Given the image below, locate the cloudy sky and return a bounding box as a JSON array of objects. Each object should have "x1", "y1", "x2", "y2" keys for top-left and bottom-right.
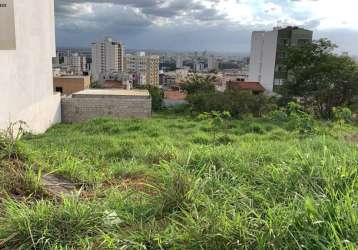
[{"x1": 55, "y1": 0, "x2": 358, "y2": 54}]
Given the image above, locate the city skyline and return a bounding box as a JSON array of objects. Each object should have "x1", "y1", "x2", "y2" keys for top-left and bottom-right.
[{"x1": 56, "y1": 0, "x2": 358, "y2": 55}]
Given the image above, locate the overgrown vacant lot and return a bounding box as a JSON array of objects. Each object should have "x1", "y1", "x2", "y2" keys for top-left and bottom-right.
[{"x1": 1, "y1": 115, "x2": 358, "y2": 249}]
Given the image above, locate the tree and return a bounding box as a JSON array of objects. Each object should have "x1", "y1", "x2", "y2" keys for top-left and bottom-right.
[
  {"x1": 181, "y1": 74, "x2": 216, "y2": 95},
  {"x1": 182, "y1": 74, "x2": 274, "y2": 117},
  {"x1": 198, "y1": 111, "x2": 231, "y2": 142},
  {"x1": 90, "y1": 81, "x2": 102, "y2": 89},
  {"x1": 136, "y1": 85, "x2": 163, "y2": 111},
  {"x1": 279, "y1": 39, "x2": 358, "y2": 118}
]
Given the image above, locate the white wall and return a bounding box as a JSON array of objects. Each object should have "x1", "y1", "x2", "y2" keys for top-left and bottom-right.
[
  {"x1": 248, "y1": 32, "x2": 265, "y2": 84},
  {"x1": 261, "y1": 30, "x2": 278, "y2": 92},
  {"x1": 248, "y1": 30, "x2": 278, "y2": 93},
  {"x1": 0, "y1": 0, "x2": 61, "y2": 133}
]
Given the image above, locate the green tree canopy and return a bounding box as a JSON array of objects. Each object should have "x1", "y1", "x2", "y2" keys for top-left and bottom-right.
[
  {"x1": 279, "y1": 39, "x2": 358, "y2": 117},
  {"x1": 181, "y1": 74, "x2": 216, "y2": 95},
  {"x1": 136, "y1": 84, "x2": 163, "y2": 111}
]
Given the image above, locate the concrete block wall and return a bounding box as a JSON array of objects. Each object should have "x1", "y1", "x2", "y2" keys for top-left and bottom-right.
[{"x1": 61, "y1": 95, "x2": 152, "y2": 123}]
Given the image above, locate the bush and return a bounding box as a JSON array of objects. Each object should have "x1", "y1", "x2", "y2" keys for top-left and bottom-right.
[
  {"x1": 181, "y1": 74, "x2": 275, "y2": 118},
  {"x1": 181, "y1": 75, "x2": 216, "y2": 95},
  {"x1": 288, "y1": 110, "x2": 316, "y2": 135},
  {"x1": 188, "y1": 91, "x2": 275, "y2": 117},
  {"x1": 90, "y1": 81, "x2": 102, "y2": 89},
  {"x1": 332, "y1": 107, "x2": 352, "y2": 124},
  {"x1": 248, "y1": 123, "x2": 265, "y2": 134},
  {"x1": 268, "y1": 109, "x2": 288, "y2": 122},
  {"x1": 268, "y1": 102, "x2": 317, "y2": 135},
  {"x1": 168, "y1": 104, "x2": 192, "y2": 114},
  {"x1": 287, "y1": 103, "x2": 316, "y2": 133}
]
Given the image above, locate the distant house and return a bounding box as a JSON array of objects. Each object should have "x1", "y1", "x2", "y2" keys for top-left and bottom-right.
[
  {"x1": 164, "y1": 89, "x2": 187, "y2": 100},
  {"x1": 102, "y1": 80, "x2": 128, "y2": 90},
  {"x1": 227, "y1": 81, "x2": 266, "y2": 95},
  {"x1": 54, "y1": 76, "x2": 91, "y2": 96},
  {"x1": 163, "y1": 87, "x2": 188, "y2": 107}
]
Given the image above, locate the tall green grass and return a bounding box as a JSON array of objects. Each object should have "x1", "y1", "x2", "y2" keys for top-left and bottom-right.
[{"x1": 1, "y1": 115, "x2": 357, "y2": 249}]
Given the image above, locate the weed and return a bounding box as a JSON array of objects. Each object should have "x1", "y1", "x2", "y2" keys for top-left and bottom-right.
[{"x1": 0, "y1": 198, "x2": 108, "y2": 249}]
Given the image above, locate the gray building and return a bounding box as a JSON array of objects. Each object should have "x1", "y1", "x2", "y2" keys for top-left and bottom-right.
[{"x1": 274, "y1": 27, "x2": 313, "y2": 87}]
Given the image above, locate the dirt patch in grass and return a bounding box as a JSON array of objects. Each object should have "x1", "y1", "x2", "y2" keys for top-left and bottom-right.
[
  {"x1": 41, "y1": 173, "x2": 82, "y2": 198},
  {"x1": 97, "y1": 175, "x2": 159, "y2": 197},
  {"x1": 120, "y1": 176, "x2": 158, "y2": 196}
]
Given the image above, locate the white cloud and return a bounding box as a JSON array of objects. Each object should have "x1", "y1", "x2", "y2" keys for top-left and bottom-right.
[
  {"x1": 292, "y1": 0, "x2": 358, "y2": 30},
  {"x1": 209, "y1": 0, "x2": 358, "y2": 30},
  {"x1": 55, "y1": 0, "x2": 358, "y2": 54}
]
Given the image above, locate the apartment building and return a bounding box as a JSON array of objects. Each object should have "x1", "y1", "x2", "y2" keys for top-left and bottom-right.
[
  {"x1": 63, "y1": 53, "x2": 87, "y2": 75},
  {"x1": 176, "y1": 54, "x2": 184, "y2": 69},
  {"x1": 194, "y1": 62, "x2": 205, "y2": 73},
  {"x1": 207, "y1": 55, "x2": 218, "y2": 71},
  {"x1": 91, "y1": 37, "x2": 124, "y2": 81},
  {"x1": 248, "y1": 26, "x2": 313, "y2": 92},
  {"x1": 53, "y1": 52, "x2": 88, "y2": 77},
  {"x1": 125, "y1": 52, "x2": 159, "y2": 86},
  {"x1": 0, "y1": 0, "x2": 61, "y2": 133}
]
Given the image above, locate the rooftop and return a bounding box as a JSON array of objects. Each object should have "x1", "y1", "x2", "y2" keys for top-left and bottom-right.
[
  {"x1": 227, "y1": 81, "x2": 266, "y2": 92},
  {"x1": 164, "y1": 90, "x2": 187, "y2": 100},
  {"x1": 54, "y1": 76, "x2": 90, "y2": 79},
  {"x1": 72, "y1": 89, "x2": 150, "y2": 97},
  {"x1": 102, "y1": 80, "x2": 127, "y2": 89}
]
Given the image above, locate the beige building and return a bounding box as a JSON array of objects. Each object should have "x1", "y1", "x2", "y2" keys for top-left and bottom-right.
[
  {"x1": 125, "y1": 52, "x2": 159, "y2": 86},
  {"x1": 91, "y1": 37, "x2": 124, "y2": 81},
  {"x1": 54, "y1": 76, "x2": 91, "y2": 96}
]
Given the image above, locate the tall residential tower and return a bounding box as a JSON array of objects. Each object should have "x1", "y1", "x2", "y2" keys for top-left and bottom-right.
[
  {"x1": 91, "y1": 37, "x2": 124, "y2": 81},
  {"x1": 248, "y1": 26, "x2": 313, "y2": 92}
]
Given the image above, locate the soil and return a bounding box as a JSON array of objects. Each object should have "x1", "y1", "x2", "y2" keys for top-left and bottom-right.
[{"x1": 41, "y1": 173, "x2": 80, "y2": 198}]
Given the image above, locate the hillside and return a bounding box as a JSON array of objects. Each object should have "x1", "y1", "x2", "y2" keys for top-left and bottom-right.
[{"x1": 1, "y1": 115, "x2": 358, "y2": 249}]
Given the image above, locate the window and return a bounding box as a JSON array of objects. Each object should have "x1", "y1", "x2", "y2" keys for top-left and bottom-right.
[
  {"x1": 274, "y1": 79, "x2": 284, "y2": 85},
  {"x1": 55, "y1": 87, "x2": 63, "y2": 93},
  {"x1": 279, "y1": 39, "x2": 289, "y2": 47},
  {"x1": 297, "y1": 39, "x2": 309, "y2": 45},
  {"x1": 0, "y1": 0, "x2": 16, "y2": 50}
]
